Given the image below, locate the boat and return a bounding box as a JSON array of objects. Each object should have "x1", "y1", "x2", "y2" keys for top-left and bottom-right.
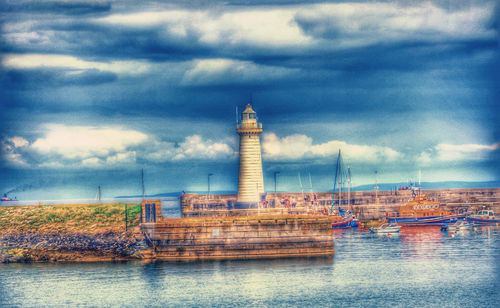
[
  {"x1": 387, "y1": 194, "x2": 465, "y2": 226},
  {"x1": 467, "y1": 210, "x2": 500, "y2": 225},
  {"x1": 329, "y1": 150, "x2": 359, "y2": 229},
  {"x1": 1, "y1": 194, "x2": 14, "y2": 201},
  {"x1": 369, "y1": 223, "x2": 401, "y2": 234},
  {"x1": 330, "y1": 214, "x2": 356, "y2": 228},
  {"x1": 448, "y1": 220, "x2": 471, "y2": 232}
]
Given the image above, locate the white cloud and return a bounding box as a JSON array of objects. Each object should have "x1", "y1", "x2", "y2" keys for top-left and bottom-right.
[
  {"x1": 96, "y1": 10, "x2": 196, "y2": 28},
  {"x1": 72, "y1": 151, "x2": 137, "y2": 169},
  {"x1": 295, "y1": 2, "x2": 495, "y2": 48},
  {"x1": 31, "y1": 124, "x2": 148, "y2": 160},
  {"x1": 200, "y1": 9, "x2": 311, "y2": 47},
  {"x1": 3, "y1": 53, "x2": 296, "y2": 86},
  {"x1": 106, "y1": 151, "x2": 137, "y2": 165},
  {"x1": 144, "y1": 135, "x2": 236, "y2": 162},
  {"x1": 262, "y1": 134, "x2": 312, "y2": 161},
  {"x1": 2, "y1": 152, "x2": 30, "y2": 168},
  {"x1": 96, "y1": 8, "x2": 311, "y2": 48},
  {"x1": 1, "y1": 137, "x2": 30, "y2": 167},
  {"x1": 262, "y1": 133, "x2": 403, "y2": 163},
  {"x1": 181, "y1": 58, "x2": 298, "y2": 85},
  {"x1": 81, "y1": 157, "x2": 102, "y2": 168},
  {"x1": 2, "y1": 125, "x2": 237, "y2": 169},
  {"x1": 8, "y1": 136, "x2": 29, "y2": 148},
  {"x1": 94, "y1": 2, "x2": 493, "y2": 52},
  {"x1": 38, "y1": 161, "x2": 65, "y2": 169},
  {"x1": 174, "y1": 135, "x2": 235, "y2": 160},
  {"x1": 142, "y1": 141, "x2": 177, "y2": 163},
  {"x1": 417, "y1": 142, "x2": 500, "y2": 165},
  {"x1": 2, "y1": 54, "x2": 153, "y2": 75}
]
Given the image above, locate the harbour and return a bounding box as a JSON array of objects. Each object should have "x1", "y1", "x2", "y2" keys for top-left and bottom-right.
[
  {"x1": 1, "y1": 226, "x2": 498, "y2": 307},
  {"x1": 2, "y1": 0, "x2": 499, "y2": 306}
]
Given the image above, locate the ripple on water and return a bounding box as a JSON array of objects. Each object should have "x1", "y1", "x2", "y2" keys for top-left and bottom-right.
[{"x1": 1, "y1": 226, "x2": 499, "y2": 307}]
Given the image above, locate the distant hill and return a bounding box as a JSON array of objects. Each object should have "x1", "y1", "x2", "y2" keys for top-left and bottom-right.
[
  {"x1": 115, "y1": 181, "x2": 499, "y2": 198},
  {"x1": 115, "y1": 190, "x2": 237, "y2": 199},
  {"x1": 352, "y1": 181, "x2": 500, "y2": 192}
]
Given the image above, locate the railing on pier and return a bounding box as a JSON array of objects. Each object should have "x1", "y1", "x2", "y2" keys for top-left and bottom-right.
[{"x1": 236, "y1": 122, "x2": 262, "y2": 129}]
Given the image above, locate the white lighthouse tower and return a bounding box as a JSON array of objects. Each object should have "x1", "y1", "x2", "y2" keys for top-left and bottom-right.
[{"x1": 236, "y1": 104, "x2": 264, "y2": 207}]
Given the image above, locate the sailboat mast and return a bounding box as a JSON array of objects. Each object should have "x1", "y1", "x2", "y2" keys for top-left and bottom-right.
[
  {"x1": 338, "y1": 150, "x2": 342, "y2": 208},
  {"x1": 298, "y1": 172, "x2": 304, "y2": 201},
  {"x1": 330, "y1": 149, "x2": 343, "y2": 215},
  {"x1": 141, "y1": 169, "x2": 145, "y2": 200},
  {"x1": 347, "y1": 167, "x2": 351, "y2": 209}
]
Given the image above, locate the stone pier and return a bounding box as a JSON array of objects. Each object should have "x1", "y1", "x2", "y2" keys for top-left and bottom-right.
[
  {"x1": 141, "y1": 215, "x2": 334, "y2": 261},
  {"x1": 180, "y1": 187, "x2": 500, "y2": 219}
]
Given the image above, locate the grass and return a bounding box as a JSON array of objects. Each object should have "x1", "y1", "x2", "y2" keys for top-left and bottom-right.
[{"x1": 0, "y1": 203, "x2": 141, "y2": 233}]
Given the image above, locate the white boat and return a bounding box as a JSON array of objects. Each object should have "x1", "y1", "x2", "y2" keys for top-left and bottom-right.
[
  {"x1": 370, "y1": 223, "x2": 401, "y2": 234},
  {"x1": 448, "y1": 220, "x2": 471, "y2": 232},
  {"x1": 329, "y1": 150, "x2": 359, "y2": 229},
  {"x1": 467, "y1": 210, "x2": 500, "y2": 225}
]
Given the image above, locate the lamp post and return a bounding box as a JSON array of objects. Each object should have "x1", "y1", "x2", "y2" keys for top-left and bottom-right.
[
  {"x1": 274, "y1": 171, "x2": 280, "y2": 194},
  {"x1": 208, "y1": 173, "x2": 214, "y2": 200}
]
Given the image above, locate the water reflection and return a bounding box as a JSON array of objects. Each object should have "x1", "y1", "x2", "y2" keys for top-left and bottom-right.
[{"x1": 1, "y1": 226, "x2": 499, "y2": 307}]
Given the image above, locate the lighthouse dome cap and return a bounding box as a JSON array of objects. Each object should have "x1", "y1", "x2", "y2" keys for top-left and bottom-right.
[{"x1": 243, "y1": 104, "x2": 256, "y2": 114}]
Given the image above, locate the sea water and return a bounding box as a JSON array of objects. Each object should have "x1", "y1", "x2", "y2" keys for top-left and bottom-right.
[{"x1": 0, "y1": 204, "x2": 499, "y2": 307}]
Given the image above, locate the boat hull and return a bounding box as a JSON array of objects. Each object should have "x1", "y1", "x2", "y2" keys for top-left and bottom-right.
[
  {"x1": 350, "y1": 219, "x2": 359, "y2": 228},
  {"x1": 387, "y1": 214, "x2": 465, "y2": 226},
  {"x1": 332, "y1": 217, "x2": 354, "y2": 229},
  {"x1": 370, "y1": 228, "x2": 401, "y2": 234},
  {"x1": 466, "y1": 217, "x2": 500, "y2": 225}
]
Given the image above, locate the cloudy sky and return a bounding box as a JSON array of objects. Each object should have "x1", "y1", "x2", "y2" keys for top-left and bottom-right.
[{"x1": 1, "y1": 0, "x2": 499, "y2": 199}]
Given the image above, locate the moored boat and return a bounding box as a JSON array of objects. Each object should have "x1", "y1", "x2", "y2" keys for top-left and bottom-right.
[
  {"x1": 328, "y1": 150, "x2": 359, "y2": 229},
  {"x1": 387, "y1": 194, "x2": 465, "y2": 226},
  {"x1": 448, "y1": 220, "x2": 471, "y2": 232},
  {"x1": 467, "y1": 210, "x2": 500, "y2": 225},
  {"x1": 1, "y1": 194, "x2": 14, "y2": 201},
  {"x1": 369, "y1": 223, "x2": 401, "y2": 234},
  {"x1": 330, "y1": 214, "x2": 356, "y2": 229}
]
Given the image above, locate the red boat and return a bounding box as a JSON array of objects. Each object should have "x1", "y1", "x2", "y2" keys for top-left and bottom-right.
[
  {"x1": 387, "y1": 194, "x2": 465, "y2": 226},
  {"x1": 330, "y1": 214, "x2": 356, "y2": 229},
  {"x1": 1, "y1": 194, "x2": 14, "y2": 201}
]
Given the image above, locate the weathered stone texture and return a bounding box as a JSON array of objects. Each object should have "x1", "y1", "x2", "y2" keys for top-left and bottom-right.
[
  {"x1": 181, "y1": 188, "x2": 500, "y2": 220},
  {"x1": 141, "y1": 216, "x2": 334, "y2": 261}
]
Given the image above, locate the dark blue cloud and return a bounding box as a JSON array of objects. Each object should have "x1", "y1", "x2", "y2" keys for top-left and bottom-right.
[
  {"x1": 1, "y1": 0, "x2": 499, "y2": 198},
  {"x1": 1, "y1": 21, "x2": 214, "y2": 61},
  {"x1": 2, "y1": 68, "x2": 117, "y2": 88},
  {"x1": 1, "y1": 0, "x2": 111, "y2": 15}
]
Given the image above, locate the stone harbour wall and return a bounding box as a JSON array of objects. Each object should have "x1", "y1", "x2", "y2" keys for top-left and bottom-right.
[
  {"x1": 180, "y1": 188, "x2": 500, "y2": 220},
  {"x1": 141, "y1": 215, "x2": 334, "y2": 261}
]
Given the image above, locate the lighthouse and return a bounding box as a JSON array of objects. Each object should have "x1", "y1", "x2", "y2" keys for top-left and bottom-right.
[{"x1": 236, "y1": 104, "x2": 264, "y2": 207}]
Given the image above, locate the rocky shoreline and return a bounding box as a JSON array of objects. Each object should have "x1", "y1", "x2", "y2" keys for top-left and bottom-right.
[
  {"x1": 0, "y1": 229, "x2": 148, "y2": 263},
  {"x1": 0, "y1": 203, "x2": 148, "y2": 263}
]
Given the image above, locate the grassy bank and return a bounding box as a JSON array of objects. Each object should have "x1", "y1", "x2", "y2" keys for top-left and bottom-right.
[
  {"x1": 0, "y1": 203, "x2": 145, "y2": 263},
  {"x1": 0, "y1": 203, "x2": 141, "y2": 234}
]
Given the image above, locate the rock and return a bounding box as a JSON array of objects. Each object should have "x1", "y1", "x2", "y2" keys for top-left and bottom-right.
[{"x1": 0, "y1": 230, "x2": 149, "y2": 263}]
